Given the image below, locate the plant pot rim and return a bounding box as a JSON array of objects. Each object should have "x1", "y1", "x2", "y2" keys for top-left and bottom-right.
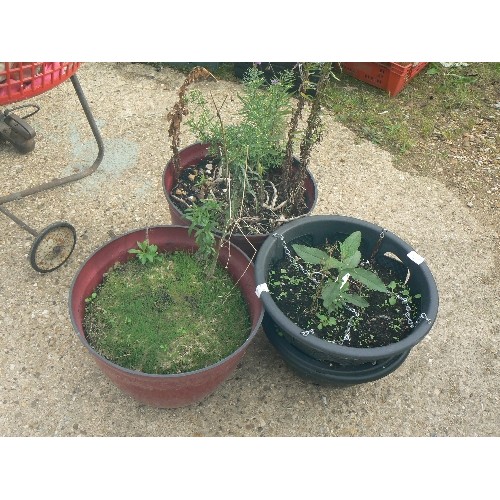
[
  {"x1": 254, "y1": 214, "x2": 439, "y2": 361},
  {"x1": 69, "y1": 224, "x2": 263, "y2": 379},
  {"x1": 162, "y1": 142, "x2": 318, "y2": 238}
]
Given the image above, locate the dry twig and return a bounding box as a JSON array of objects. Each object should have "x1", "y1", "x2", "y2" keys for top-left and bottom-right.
[{"x1": 167, "y1": 67, "x2": 217, "y2": 177}]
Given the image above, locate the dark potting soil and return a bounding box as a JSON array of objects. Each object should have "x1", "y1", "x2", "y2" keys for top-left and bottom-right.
[
  {"x1": 267, "y1": 249, "x2": 422, "y2": 348},
  {"x1": 170, "y1": 157, "x2": 309, "y2": 235}
]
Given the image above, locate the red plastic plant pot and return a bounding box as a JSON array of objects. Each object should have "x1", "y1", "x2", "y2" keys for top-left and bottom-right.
[
  {"x1": 162, "y1": 143, "x2": 318, "y2": 260},
  {"x1": 68, "y1": 225, "x2": 264, "y2": 408}
]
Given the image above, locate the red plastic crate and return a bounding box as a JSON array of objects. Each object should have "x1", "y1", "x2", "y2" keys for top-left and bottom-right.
[
  {"x1": 340, "y1": 62, "x2": 428, "y2": 96},
  {"x1": 0, "y1": 62, "x2": 80, "y2": 106}
]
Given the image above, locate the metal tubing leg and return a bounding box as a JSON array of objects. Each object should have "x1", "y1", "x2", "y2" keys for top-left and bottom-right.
[
  {"x1": 0, "y1": 205, "x2": 38, "y2": 236},
  {"x1": 0, "y1": 73, "x2": 104, "y2": 206}
]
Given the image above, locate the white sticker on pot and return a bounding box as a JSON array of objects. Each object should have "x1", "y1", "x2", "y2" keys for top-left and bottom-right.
[
  {"x1": 407, "y1": 251, "x2": 425, "y2": 265},
  {"x1": 255, "y1": 283, "x2": 269, "y2": 298}
]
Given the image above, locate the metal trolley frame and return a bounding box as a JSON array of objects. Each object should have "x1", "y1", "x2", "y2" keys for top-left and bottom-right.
[{"x1": 0, "y1": 62, "x2": 104, "y2": 272}]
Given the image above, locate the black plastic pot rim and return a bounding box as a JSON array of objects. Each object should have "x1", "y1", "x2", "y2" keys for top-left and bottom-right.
[
  {"x1": 254, "y1": 215, "x2": 439, "y2": 362},
  {"x1": 68, "y1": 225, "x2": 263, "y2": 379},
  {"x1": 162, "y1": 142, "x2": 318, "y2": 237}
]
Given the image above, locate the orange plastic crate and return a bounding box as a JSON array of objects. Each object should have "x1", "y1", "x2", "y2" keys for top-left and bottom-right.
[{"x1": 340, "y1": 62, "x2": 428, "y2": 96}]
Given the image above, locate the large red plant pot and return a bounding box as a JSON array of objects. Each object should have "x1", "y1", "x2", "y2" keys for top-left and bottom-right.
[
  {"x1": 69, "y1": 225, "x2": 263, "y2": 408},
  {"x1": 162, "y1": 143, "x2": 318, "y2": 260}
]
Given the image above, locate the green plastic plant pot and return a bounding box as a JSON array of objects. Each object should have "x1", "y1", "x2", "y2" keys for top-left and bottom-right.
[
  {"x1": 254, "y1": 215, "x2": 439, "y2": 368},
  {"x1": 69, "y1": 225, "x2": 263, "y2": 408}
]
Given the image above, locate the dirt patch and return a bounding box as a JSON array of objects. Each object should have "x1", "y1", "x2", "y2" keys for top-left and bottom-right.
[
  {"x1": 327, "y1": 62, "x2": 499, "y2": 233},
  {"x1": 316, "y1": 62, "x2": 499, "y2": 289},
  {"x1": 393, "y1": 75, "x2": 499, "y2": 234}
]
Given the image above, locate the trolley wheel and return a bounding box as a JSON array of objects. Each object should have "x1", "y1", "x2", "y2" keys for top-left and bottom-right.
[
  {"x1": 29, "y1": 222, "x2": 77, "y2": 273},
  {"x1": 14, "y1": 137, "x2": 36, "y2": 154}
]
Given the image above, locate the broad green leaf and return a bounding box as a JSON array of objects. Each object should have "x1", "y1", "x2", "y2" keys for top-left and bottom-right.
[
  {"x1": 292, "y1": 244, "x2": 330, "y2": 265},
  {"x1": 343, "y1": 250, "x2": 361, "y2": 269},
  {"x1": 321, "y1": 280, "x2": 341, "y2": 309},
  {"x1": 324, "y1": 256, "x2": 342, "y2": 270},
  {"x1": 340, "y1": 231, "x2": 361, "y2": 261},
  {"x1": 349, "y1": 267, "x2": 388, "y2": 293},
  {"x1": 345, "y1": 293, "x2": 369, "y2": 308}
]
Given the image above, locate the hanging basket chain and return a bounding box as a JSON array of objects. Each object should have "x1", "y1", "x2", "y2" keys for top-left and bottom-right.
[
  {"x1": 396, "y1": 292, "x2": 432, "y2": 328},
  {"x1": 272, "y1": 233, "x2": 322, "y2": 284},
  {"x1": 369, "y1": 228, "x2": 388, "y2": 263},
  {"x1": 341, "y1": 305, "x2": 360, "y2": 343}
]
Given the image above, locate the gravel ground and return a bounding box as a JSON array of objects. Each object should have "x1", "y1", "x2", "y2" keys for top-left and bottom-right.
[{"x1": 0, "y1": 62, "x2": 498, "y2": 437}]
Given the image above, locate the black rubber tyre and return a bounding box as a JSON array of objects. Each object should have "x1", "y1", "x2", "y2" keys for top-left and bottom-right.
[
  {"x1": 30, "y1": 222, "x2": 76, "y2": 273},
  {"x1": 14, "y1": 137, "x2": 35, "y2": 154}
]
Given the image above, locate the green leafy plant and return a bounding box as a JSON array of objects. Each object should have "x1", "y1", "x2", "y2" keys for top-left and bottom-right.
[
  {"x1": 84, "y1": 250, "x2": 251, "y2": 374},
  {"x1": 184, "y1": 198, "x2": 222, "y2": 263},
  {"x1": 127, "y1": 240, "x2": 163, "y2": 265},
  {"x1": 292, "y1": 231, "x2": 388, "y2": 314},
  {"x1": 186, "y1": 67, "x2": 295, "y2": 176},
  {"x1": 168, "y1": 62, "x2": 334, "y2": 243}
]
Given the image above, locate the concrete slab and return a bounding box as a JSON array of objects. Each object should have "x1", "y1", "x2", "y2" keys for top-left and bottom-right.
[{"x1": 0, "y1": 62, "x2": 498, "y2": 437}]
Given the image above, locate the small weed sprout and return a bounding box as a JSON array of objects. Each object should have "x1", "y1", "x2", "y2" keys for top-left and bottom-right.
[
  {"x1": 386, "y1": 280, "x2": 421, "y2": 306},
  {"x1": 128, "y1": 240, "x2": 163, "y2": 265},
  {"x1": 316, "y1": 313, "x2": 337, "y2": 330},
  {"x1": 85, "y1": 292, "x2": 97, "y2": 304}
]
